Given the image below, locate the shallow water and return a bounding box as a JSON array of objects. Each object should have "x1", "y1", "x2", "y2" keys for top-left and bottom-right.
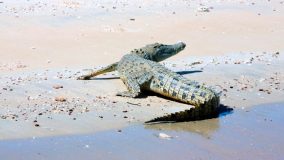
[{"x1": 0, "y1": 102, "x2": 283, "y2": 160}]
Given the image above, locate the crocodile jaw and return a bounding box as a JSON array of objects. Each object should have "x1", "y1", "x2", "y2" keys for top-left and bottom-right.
[{"x1": 154, "y1": 42, "x2": 186, "y2": 62}]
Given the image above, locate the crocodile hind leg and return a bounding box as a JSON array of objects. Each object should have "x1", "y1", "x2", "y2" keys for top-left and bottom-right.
[
  {"x1": 116, "y1": 77, "x2": 141, "y2": 98},
  {"x1": 77, "y1": 62, "x2": 118, "y2": 80},
  {"x1": 116, "y1": 72, "x2": 153, "y2": 98}
]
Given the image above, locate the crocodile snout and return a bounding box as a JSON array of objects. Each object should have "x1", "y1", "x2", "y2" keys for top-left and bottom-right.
[
  {"x1": 176, "y1": 41, "x2": 186, "y2": 50},
  {"x1": 180, "y1": 42, "x2": 186, "y2": 49}
]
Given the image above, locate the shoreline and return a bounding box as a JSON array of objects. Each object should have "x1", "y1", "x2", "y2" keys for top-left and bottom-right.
[{"x1": 0, "y1": 102, "x2": 284, "y2": 160}]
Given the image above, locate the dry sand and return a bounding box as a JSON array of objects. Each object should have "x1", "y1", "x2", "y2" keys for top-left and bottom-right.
[
  {"x1": 0, "y1": 0, "x2": 284, "y2": 143},
  {"x1": 1, "y1": 0, "x2": 284, "y2": 70}
]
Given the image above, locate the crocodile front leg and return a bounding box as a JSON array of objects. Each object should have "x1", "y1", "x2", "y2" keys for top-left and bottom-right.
[{"x1": 77, "y1": 62, "x2": 118, "y2": 80}]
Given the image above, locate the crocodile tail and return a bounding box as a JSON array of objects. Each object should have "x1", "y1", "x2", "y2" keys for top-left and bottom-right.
[
  {"x1": 145, "y1": 89, "x2": 220, "y2": 123},
  {"x1": 147, "y1": 77, "x2": 220, "y2": 123},
  {"x1": 145, "y1": 105, "x2": 219, "y2": 123},
  {"x1": 89, "y1": 62, "x2": 118, "y2": 77}
]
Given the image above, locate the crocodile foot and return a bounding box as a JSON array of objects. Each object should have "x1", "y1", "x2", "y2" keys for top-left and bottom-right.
[
  {"x1": 116, "y1": 91, "x2": 139, "y2": 98},
  {"x1": 77, "y1": 75, "x2": 91, "y2": 80}
]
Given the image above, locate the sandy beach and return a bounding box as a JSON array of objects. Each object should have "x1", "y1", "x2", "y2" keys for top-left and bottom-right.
[
  {"x1": 1, "y1": 102, "x2": 284, "y2": 160},
  {"x1": 0, "y1": 0, "x2": 284, "y2": 159}
]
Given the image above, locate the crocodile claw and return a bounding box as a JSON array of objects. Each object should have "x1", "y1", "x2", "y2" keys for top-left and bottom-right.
[{"x1": 77, "y1": 76, "x2": 91, "y2": 80}]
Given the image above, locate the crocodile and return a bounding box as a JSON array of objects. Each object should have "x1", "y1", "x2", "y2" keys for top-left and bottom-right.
[
  {"x1": 78, "y1": 42, "x2": 220, "y2": 122},
  {"x1": 77, "y1": 42, "x2": 186, "y2": 80},
  {"x1": 116, "y1": 54, "x2": 220, "y2": 122}
]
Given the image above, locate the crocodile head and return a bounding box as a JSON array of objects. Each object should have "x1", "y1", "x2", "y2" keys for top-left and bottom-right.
[{"x1": 131, "y1": 42, "x2": 186, "y2": 62}]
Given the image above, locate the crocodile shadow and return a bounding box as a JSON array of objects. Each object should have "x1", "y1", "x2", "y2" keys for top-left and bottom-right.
[
  {"x1": 145, "y1": 103, "x2": 233, "y2": 123},
  {"x1": 89, "y1": 70, "x2": 203, "y2": 80},
  {"x1": 176, "y1": 70, "x2": 202, "y2": 75}
]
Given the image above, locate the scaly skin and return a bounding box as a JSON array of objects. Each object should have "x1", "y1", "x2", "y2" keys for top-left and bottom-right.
[
  {"x1": 116, "y1": 54, "x2": 220, "y2": 122},
  {"x1": 78, "y1": 42, "x2": 220, "y2": 122},
  {"x1": 77, "y1": 42, "x2": 186, "y2": 80}
]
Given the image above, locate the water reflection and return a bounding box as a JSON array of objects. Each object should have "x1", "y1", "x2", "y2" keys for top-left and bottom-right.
[
  {"x1": 145, "y1": 104, "x2": 233, "y2": 138},
  {"x1": 145, "y1": 118, "x2": 219, "y2": 138}
]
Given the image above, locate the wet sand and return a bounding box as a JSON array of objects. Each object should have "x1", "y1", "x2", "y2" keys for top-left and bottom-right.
[{"x1": 0, "y1": 102, "x2": 283, "y2": 160}]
